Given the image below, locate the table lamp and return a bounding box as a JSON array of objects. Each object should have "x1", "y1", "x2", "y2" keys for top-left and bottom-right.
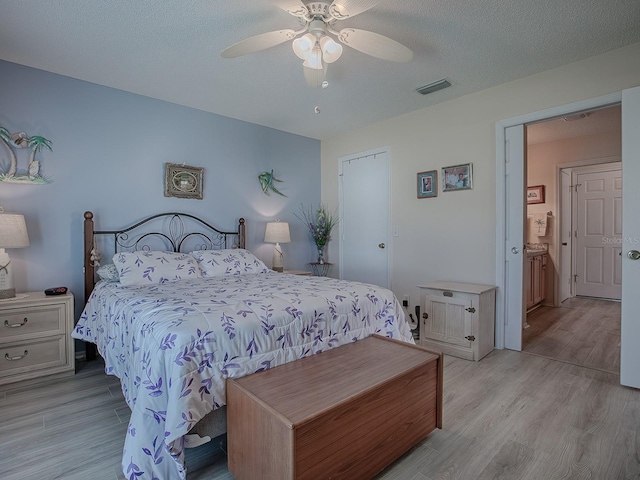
[
  {"x1": 0, "y1": 207, "x2": 30, "y2": 299},
  {"x1": 264, "y1": 220, "x2": 291, "y2": 272}
]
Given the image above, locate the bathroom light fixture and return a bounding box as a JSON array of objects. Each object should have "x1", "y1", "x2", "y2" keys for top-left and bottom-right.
[
  {"x1": 562, "y1": 112, "x2": 591, "y2": 122},
  {"x1": 0, "y1": 206, "x2": 30, "y2": 299},
  {"x1": 264, "y1": 220, "x2": 291, "y2": 272}
]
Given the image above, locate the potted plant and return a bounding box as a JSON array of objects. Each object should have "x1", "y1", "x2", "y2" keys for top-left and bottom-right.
[{"x1": 295, "y1": 204, "x2": 338, "y2": 264}]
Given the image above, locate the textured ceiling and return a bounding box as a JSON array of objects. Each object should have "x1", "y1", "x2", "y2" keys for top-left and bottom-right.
[{"x1": 0, "y1": 1, "x2": 639, "y2": 140}]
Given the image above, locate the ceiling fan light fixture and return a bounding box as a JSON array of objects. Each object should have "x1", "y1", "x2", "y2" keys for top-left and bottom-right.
[
  {"x1": 222, "y1": 0, "x2": 413, "y2": 88},
  {"x1": 292, "y1": 33, "x2": 316, "y2": 60},
  {"x1": 303, "y1": 62, "x2": 327, "y2": 88},
  {"x1": 320, "y1": 35, "x2": 343, "y2": 63},
  {"x1": 304, "y1": 44, "x2": 324, "y2": 70}
]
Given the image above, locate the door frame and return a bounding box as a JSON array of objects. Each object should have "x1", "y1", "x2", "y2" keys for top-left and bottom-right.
[
  {"x1": 558, "y1": 168, "x2": 573, "y2": 305},
  {"x1": 338, "y1": 146, "x2": 392, "y2": 288},
  {"x1": 495, "y1": 92, "x2": 621, "y2": 350}
]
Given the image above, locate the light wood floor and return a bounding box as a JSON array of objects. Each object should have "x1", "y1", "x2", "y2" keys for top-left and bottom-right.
[
  {"x1": 523, "y1": 296, "x2": 621, "y2": 374},
  {"x1": 1, "y1": 347, "x2": 638, "y2": 479}
]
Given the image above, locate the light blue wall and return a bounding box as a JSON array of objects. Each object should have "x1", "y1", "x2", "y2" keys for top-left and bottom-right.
[{"x1": 0, "y1": 60, "x2": 320, "y2": 318}]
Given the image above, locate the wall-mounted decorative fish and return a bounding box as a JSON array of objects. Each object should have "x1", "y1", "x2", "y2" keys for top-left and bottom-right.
[{"x1": 258, "y1": 169, "x2": 286, "y2": 197}]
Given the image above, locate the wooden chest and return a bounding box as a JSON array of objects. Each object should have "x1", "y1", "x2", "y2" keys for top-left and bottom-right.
[{"x1": 227, "y1": 334, "x2": 443, "y2": 480}]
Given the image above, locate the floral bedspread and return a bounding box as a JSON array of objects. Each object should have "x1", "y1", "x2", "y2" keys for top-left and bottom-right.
[{"x1": 72, "y1": 272, "x2": 413, "y2": 480}]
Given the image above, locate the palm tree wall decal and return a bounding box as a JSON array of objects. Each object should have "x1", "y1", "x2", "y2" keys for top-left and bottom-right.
[
  {"x1": 0, "y1": 126, "x2": 53, "y2": 184},
  {"x1": 27, "y1": 136, "x2": 52, "y2": 179},
  {"x1": 0, "y1": 127, "x2": 18, "y2": 178}
]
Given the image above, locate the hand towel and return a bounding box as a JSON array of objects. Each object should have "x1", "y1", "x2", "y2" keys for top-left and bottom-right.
[{"x1": 532, "y1": 212, "x2": 548, "y2": 236}]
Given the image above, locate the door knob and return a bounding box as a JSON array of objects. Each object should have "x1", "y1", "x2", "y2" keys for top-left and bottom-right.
[
  {"x1": 378, "y1": 243, "x2": 386, "y2": 249},
  {"x1": 628, "y1": 250, "x2": 640, "y2": 260},
  {"x1": 511, "y1": 247, "x2": 519, "y2": 254},
  {"x1": 562, "y1": 242, "x2": 568, "y2": 246}
]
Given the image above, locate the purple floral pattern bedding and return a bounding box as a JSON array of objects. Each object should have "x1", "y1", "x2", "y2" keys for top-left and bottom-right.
[{"x1": 72, "y1": 272, "x2": 413, "y2": 480}]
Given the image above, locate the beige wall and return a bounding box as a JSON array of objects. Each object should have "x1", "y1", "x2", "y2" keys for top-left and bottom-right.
[
  {"x1": 527, "y1": 131, "x2": 621, "y2": 305},
  {"x1": 321, "y1": 42, "x2": 640, "y2": 317}
]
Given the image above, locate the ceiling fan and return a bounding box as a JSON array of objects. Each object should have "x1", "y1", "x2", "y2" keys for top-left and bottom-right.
[{"x1": 220, "y1": 0, "x2": 413, "y2": 87}]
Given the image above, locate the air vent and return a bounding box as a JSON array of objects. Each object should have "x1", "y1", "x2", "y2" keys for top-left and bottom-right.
[{"x1": 416, "y1": 78, "x2": 451, "y2": 96}]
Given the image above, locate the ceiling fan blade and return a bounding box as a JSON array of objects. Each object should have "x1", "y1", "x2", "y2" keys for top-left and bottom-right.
[
  {"x1": 329, "y1": 0, "x2": 381, "y2": 19},
  {"x1": 338, "y1": 28, "x2": 413, "y2": 62},
  {"x1": 270, "y1": 0, "x2": 309, "y2": 18},
  {"x1": 221, "y1": 29, "x2": 297, "y2": 58}
]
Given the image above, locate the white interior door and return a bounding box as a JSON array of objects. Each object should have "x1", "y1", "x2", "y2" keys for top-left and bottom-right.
[
  {"x1": 574, "y1": 167, "x2": 622, "y2": 300},
  {"x1": 339, "y1": 149, "x2": 390, "y2": 288},
  {"x1": 621, "y1": 86, "x2": 640, "y2": 389},
  {"x1": 559, "y1": 169, "x2": 572, "y2": 303},
  {"x1": 503, "y1": 125, "x2": 526, "y2": 351},
  {"x1": 496, "y1": 90, "x2": 640, "y2": 385}
]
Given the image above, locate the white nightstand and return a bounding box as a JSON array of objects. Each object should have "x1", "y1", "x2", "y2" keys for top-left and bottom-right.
[{"x1": 0, "y1": 292, "x2": 75, "y2": 385}]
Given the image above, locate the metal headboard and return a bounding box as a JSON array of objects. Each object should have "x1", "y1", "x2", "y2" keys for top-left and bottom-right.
[{"x1": 83, "y1": 210, "x2": 246, "y2": 303}]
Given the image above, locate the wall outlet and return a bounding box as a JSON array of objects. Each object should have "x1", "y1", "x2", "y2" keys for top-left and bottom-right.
[{"x1": 402, "y1": 294, "x2": 410, "y2": 307}]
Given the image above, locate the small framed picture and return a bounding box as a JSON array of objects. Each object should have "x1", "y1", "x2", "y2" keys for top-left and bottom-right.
[
  {"x1": 164, "y1": 163, "x2": 204, "y2": 199},
  {"x1": 417, "y1": 170, "x2": 437, "y2": 198},
  {"x1": 442, "y1": 163, "x2": 473, "y2": 192},
  {"x1": 527, "y1": 185, "x2": 545, "y2": 204}
]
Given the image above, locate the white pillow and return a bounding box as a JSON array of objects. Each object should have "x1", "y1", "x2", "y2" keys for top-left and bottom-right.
[
  {"x1": 190, "y1": 249, "x2": 268, "y2": 277},
  {"x1": 113, "y1": 251, "x2": 201, "y2": 286},
  {"x1": 96, "y1": 263, "x2": 120, "y2": 283}
]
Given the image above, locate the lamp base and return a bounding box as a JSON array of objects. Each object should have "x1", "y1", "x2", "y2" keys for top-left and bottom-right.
[
  {"x1": 272, "y1": 242, "x2": 284, "y2": 272},
  {"x1": 272, "y1": 266, "x2": 283, "y2": 272},
  {"x1": 0, "y1": 288, "x2": 16, "y2": 299},
  {"x1": 0, "y1": 250, "x2": 17, "y2": 299}
]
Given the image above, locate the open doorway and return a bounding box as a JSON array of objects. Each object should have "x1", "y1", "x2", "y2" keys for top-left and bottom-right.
[{"x1": 521, "y1": 105, "x2": 622, "y2": 373}]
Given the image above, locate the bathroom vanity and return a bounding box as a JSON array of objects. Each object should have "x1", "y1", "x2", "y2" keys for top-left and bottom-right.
[{"x1": 526, "y1": 248, "x2": 548, "y2": 311}]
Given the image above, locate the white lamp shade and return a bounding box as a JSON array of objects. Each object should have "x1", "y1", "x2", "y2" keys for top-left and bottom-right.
[
  {"x1": 303, "y1": 46, "x2": 327, "y2": 88},
  {"x1": 0, "y1": 212, "x2": 29, "y2": 248},
  {"x1": 320, "y1": 36, "x2": 343, "y2": 63},
  {"x1": 292, "y1": 33, "x2": 316, "y2": 60},
  {"x1": 264, "y1": 222, "x2": 291, "y2": 244},
  {"x1": 304, "y1": 44, "x2": 323, "y2": 70}
]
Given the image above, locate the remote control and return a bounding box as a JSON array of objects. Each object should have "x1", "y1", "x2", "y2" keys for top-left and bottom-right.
[{"x1": 45, "y1": 286, "x2": 68, "y2": 296}]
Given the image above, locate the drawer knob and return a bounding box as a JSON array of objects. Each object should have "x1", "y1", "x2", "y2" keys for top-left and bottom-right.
[
  {"x1": 4, "y1": 318, "x2": 28, "y2": 328},
  {"x1": 422, "y1": 312, "x2": 429, "y2": 320},
  {"x1": 465, "y1": 307, "x2": 476, "y2": 313},
  {"x1": 5, "y1": 350, "x2": 29, "y2": 361},
  {"x1": 465, "y1": 335, "x2": 476, "y2": 342}
]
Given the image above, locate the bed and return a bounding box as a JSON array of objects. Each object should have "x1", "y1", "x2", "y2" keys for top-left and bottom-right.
[{"x1": 72, "y1": 211, "x2": 414, "y2": 480}]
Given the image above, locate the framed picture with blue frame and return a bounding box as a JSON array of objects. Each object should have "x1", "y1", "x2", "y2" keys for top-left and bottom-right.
[{"x1": 417, "y1": 170, "x2": 437, "y2": 198}]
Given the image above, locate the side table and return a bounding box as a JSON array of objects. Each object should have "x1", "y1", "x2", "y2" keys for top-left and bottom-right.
[
  {"x1": 309, "y1": 262, "x2": 333, "y2": 277},
  {"x1": 282, "y1": 270, "x2": 312, "y2": 276},
  {"x1": 0, "y1": 291, "x2": 75, "y2": 384}
]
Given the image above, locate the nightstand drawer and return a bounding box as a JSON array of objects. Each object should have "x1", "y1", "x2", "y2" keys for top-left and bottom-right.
[
  {"x1": 1, "y1": 304, "x2": 66, "y2": 340},
  {"x1": 0, "y1": 336, "x2": 66, "y2": 377}
]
